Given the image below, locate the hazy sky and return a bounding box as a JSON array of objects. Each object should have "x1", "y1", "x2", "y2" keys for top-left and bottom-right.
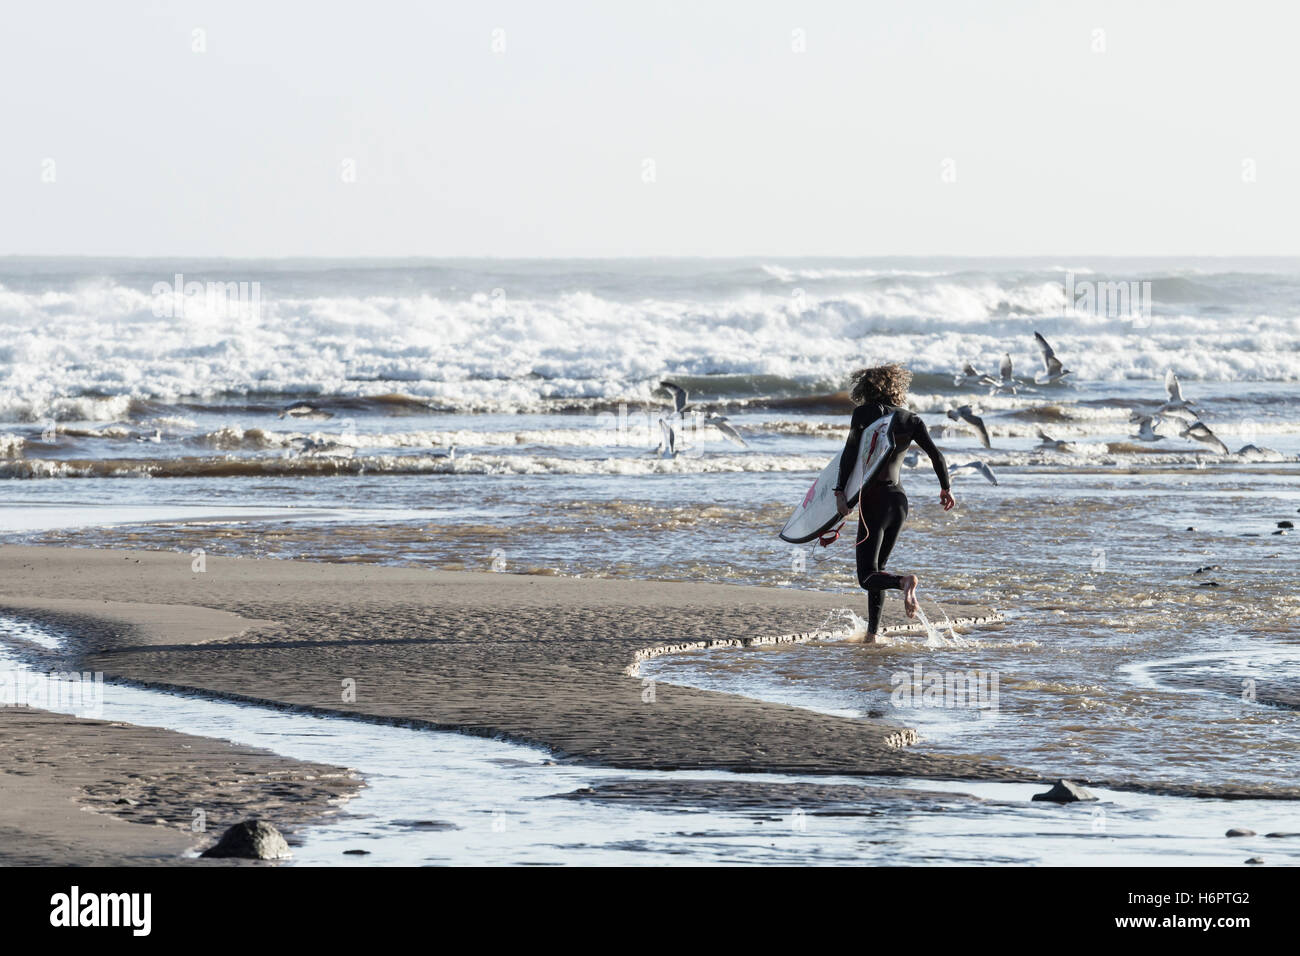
[{"x1": 2, "y1": 1, "x2": 1296, "y2": 257}]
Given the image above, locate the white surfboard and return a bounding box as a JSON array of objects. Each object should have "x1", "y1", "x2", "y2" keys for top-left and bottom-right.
[{"x1": 779, "y1": 412, "x2": 895, "y2": 543}]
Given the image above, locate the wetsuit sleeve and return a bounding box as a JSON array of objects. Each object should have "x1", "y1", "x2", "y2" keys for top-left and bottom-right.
[
  {"x1": 834, "y1": 405, "x2": 866, "y2": 492},
  {"x1": 912, "y1": 415, "x2": 951, "y2": 491}
]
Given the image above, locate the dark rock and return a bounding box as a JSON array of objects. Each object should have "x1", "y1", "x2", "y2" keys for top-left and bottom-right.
[
  {"x1": 343, "y1": 849, "x2": 371, "y2": 855},
  {"x1": 200, "y1": 819, "x2": 291, "y2": 860},
  {"x1": 1186, "y1": 526, "x2": 1197, "y2": 531},
  {"x1": 1193, "y1": 565, "x2": 1220, "y2": 574},
  {"x1": 1225, "y1": 827, "x2": 1256, "y2": 837},
  {"x1": 1279, "y1": 521, "x2": 1294, "y2": 529},
  {"x1": 1265, "y1": 832, "x2": 1300, "y2": 838},
  {"x1": 1031, "y1": 779, "x2": 1097, "y2": 803},
  {"x1": 1273, "y1": 529, "x2": 1288, "y2": 536},
  {"x1": 1198, "y1": 581, "x2": 1220, "y2": 587},
  {"x1": 1245, "y1": 857, "x2": 1264, "y2": 865}
]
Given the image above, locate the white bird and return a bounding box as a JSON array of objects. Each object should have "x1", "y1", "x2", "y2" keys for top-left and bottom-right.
[
  {"x1": 983, "y1": 353, "x2": 1019, "y2": 395},
  {"x1": 1129, "y1": 414, "x2": 1164, "y2": 442},
  {"x1": 953, "y1": 362, "x2": 986, "y2": 387},
  {"x1": 655, "y1": 418, "x2": 678, "y2": 459},
  {"x1": 1158, "y1": 369, "x2": 1197, "y2": 415},
  {"x1": 1235, "y1": 443, "x2": 1279, "y2": 459},
  {"x1": 288, "y1": 437, "x2": 354, "y2": 458},
  {"x1": 949, "y1": 460, "x2": 999, "y2": 485},
  {"x1": 946, "y1": 405, "x2": 991, "y2": 448},
  {"x1": 280, "y1": 402, "x2": 334, "y2": 421},
  {"x1": 657, "y1": 381, "x2": 693, "y2": 418},
  {"x1": 704, "y1": 412, "x2": 746, "y2": 447},
  {"x1": 1179, "y1": 420, "x2": 1229, "y2": 455},
  {"x1": 133, "y1": 428, "x2": 162, "y2": 443},
  {"x1": 1035, "y1": 428, "x2": 1072, "y2": 451},
  {"x1": 1032, "y1": 332, "x2": 1071, "y2": 384}
]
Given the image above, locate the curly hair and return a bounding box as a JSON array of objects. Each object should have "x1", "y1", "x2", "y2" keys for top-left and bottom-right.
[{"x1": 848, "y1": 363, "x2": 912, "y2": 406}]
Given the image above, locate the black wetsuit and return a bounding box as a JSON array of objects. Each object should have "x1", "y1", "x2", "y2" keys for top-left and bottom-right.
[{"x1": 833, "y1": 403, "x2": 950, "y2": 634}]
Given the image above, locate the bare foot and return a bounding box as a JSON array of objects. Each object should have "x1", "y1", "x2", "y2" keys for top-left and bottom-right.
[
  {"x1": 841, "y1": 631, "x2": 879, "y2": 645},
  {"x1": 900, "y1": 574, "x2": 919, "y2": 618}
]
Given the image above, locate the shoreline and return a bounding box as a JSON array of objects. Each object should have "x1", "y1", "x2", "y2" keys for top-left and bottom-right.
[{"x1": 3, "y1": 542, "x2": 1294, "y2": 864}]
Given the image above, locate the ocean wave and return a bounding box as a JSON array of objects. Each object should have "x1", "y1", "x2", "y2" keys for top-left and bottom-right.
[
  {"x1": 4, "y1": 273, "x2": 1300, "y2": 419},
  {"x1": 0, "y1": 452, "x2": 830, "y2": 480},
  {"x1": 2, "y1": 442, "x2": 1293, "y2": 480}
]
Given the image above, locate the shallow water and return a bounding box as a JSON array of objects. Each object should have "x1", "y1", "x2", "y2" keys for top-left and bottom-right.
[{"x1": 4, "y1": 615, "x2": 1296, "y2": 866}]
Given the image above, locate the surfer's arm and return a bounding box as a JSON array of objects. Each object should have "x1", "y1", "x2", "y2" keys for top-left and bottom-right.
[
  {"x1": 833, "y1": 407, "x2": 866, "y2": 492},
  {"x1": 912, "y1": 417, "x2": 951, "y2": 491}
]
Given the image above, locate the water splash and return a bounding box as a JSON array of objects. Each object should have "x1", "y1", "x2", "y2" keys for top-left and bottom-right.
[{"x1": 913, "y1": 602, "x2": 965, "y2": 648}]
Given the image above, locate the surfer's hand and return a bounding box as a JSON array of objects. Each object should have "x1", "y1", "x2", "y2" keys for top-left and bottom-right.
[
  {"x1": 939, "y1": 489, "x2": 955, "y2": 511},
  {"x1": 834, "y1": 490, "x2": 851, "y2": 517}
]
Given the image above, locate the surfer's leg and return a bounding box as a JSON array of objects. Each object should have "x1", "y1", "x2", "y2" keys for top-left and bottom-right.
[
  {"x1": 876, "y1": 491, "x2": 918, "y2": 617},
  {"x1": 856, "y1": 488, "x2": 903, "y2": 635}
]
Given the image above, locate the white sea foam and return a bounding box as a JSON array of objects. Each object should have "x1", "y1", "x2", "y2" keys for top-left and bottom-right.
[{"x1": 3, "y1": 269, "x2": 1300, "y2": 418}]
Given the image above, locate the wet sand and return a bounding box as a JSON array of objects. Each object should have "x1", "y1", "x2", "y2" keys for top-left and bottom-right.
[
  {"x1": 0, "y1": 707, "x2": 359, "y2": 865},
  {"x1": 0, "y1": 543, "x2": 1014, "y2": 862}
]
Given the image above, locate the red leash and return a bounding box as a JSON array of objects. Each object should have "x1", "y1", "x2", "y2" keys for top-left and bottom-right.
[{"x1": 819, "y1": 486, "x2": 872, "y2": 548}]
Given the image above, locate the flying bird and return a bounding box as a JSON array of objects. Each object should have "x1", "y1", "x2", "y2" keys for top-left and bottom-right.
[
  {"x1": 657, "y1": 381, "x2": 693, "y2": 418},
  {"x1": 983, "y1": 353, "x2": 1019, "y2": 395},
  {"x1": 1158, "y1": 369, "x2": 1197, "y2": 415},
  {"x1": 655, "y1": 418, "x2": 678, "y2": 459},
  {"x1": 1129, "y1": 413, "x2": 1164, "y2": 442},
  {"x1": 953, "y1": 363, "x2": 986, "y2": 387},
  {"x1": 1035, "y1": 428, "x2": 1072, "y2": 451},
  {"x1": 704, "y1": 412, "x2": 746, "y2": 447},
  {"x1": 280, "y1": 402, "x2": 333, "y2": 421},
  {"x1": 1179, "y1": 420, "x2": 1230, "y2": 455},
  {"x1": 1032, "y1": 332, "x2": 1071, "y2": 384},
  {"x1": 946, "y1": 405, "x2": 991, "y2": 448},
  {"x1": 288, "y1": 437, "x2": 354, "y2": 458},
  {"x1": 949, "y1": 460, "x2": 999, "y2": 485}
]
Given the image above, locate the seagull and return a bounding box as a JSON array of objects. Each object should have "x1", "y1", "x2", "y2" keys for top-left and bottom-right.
[
  {"x1": 288, "y1": 436, "x2": 354, "y2": 458},
  {"x1": 1235, "y1": 443, "x2": 1279, "y2": 459},
  {"x1": 1158, "y1": 370, "x2": 1197, "y2": 415},
  {"x1": 949, "y1": 460, "x2": 998, "y2": 485},
  {"x1": 1035, "y1": 428, "x2": 1072, "y2": 451},
  {"x1": 655, "y1": 418, "x2": 678, "y2": 459},
  {"x1": 1032, "y1": 332, "x2": 1071, "y2": 384},
  {"x1": 1129, "y1": 414, "x2": 1164, "y2": 442},
  {"x1": 983, "y1": 354, "x2": 1018, "y2": 395},
  {"x1": 704, "y1": 412, "x2": 746, "y2": 447},
  {"x1": 280, "y1": 402, "x2": 333, "y2": 421},
  {"x1": 133, "y1": 428, "x2": 162, "y2": 443},
  {"x1": 946, "y1": 405, "x2": 991, "y2": 448},
  {"x1": 657, "y1": 381, "x2": 693, "y2": 418},
  {"x1": 953, "y1": 362, "x2": 986, "y2": 387},
  {"x1": 1179, "y1": 420, "x2": 1230, "y2": 455}
]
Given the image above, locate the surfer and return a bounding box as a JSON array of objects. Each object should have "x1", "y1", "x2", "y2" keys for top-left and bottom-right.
[{"x1": 833, "y1": 364, "x2": 954, "y2": 640}]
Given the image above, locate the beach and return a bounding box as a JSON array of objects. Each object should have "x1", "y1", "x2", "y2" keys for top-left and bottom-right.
[
  {"x1": 2, "y1": 257, "x2": 1299, "y2": 865},
  {"x1": 1, "y1": 543, "x2": 1013, "y2": 863}
]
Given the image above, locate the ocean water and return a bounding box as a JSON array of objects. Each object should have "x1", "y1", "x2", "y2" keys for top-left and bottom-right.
[{"x1": 2, "y1": 257, "x2": 1298, "y2": 797}]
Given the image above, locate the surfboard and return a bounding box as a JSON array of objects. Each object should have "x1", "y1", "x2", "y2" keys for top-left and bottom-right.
[{"x1": 778, "y1": 412, "x2": 895, "y2": 543}]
